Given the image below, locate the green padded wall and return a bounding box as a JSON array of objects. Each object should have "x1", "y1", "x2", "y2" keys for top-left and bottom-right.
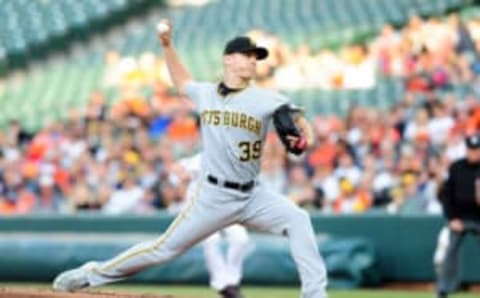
[
  {"x1": 0, "y1": 213, "x2": 479, "y2": 282},
  {"x1": 0, "y1": 234, "x2": 377, "y2": 288}
]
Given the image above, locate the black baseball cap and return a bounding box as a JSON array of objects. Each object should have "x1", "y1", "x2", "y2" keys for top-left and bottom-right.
[
  {"x1": 466, "y1": 134, "x2": 480, "y2": 149},
  {"x1": 223, "y1": 36, "x2": 269, "y2": 60}
]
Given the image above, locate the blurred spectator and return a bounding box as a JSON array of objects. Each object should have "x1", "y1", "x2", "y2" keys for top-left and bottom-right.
[
  {"x1": 102, "y1": 175, "x2": 145, "y2": 215},
  {"x1": 387, "y1": 172, "x2": 428, "y2": 214},
  {"x1": 259, "y1": 133, "x2": 288, "y2": 193},
  {"x1": 429, "y1": 101, "x2": 455, "y2": 146},
  {"x1": 6, "y1": 120, "x2": 33, "y2": 148},
  {"x1": 404, "y1": 108, "x2": 431, "y2": 142},
  {"x1": 311, "y1": 163, "x2": 339, "y2": 212},
  {"x1": 332, "y1": 177, "x2": 372, "y2": 214},
  {"x1": 287, "y1": 165, "x2": 317, "y2": 208},
  {"x1": 36, "y1": 174, "x2": 64, "y2": 213},
  {"x1": 334, "y1": 152, "x2": 362, "y2": 187}
]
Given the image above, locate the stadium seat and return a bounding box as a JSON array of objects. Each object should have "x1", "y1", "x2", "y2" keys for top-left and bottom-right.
[{"x1": 0, "y1": 0, "x2": 157, "y2": 73}]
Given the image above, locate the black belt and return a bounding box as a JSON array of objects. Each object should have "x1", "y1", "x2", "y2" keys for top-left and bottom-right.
[{"x1": 207, "y1": 175, "x2": 255, "y2": 192}]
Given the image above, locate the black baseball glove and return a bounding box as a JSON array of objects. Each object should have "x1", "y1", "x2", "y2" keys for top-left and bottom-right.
[{"x1": 272, "y1": 104, "x2": 307, "y2": 155}]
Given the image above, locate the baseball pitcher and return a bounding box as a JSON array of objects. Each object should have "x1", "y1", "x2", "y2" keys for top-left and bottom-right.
[{"x1": 53, "y1": 19, "x2": 328, "y2": 298}]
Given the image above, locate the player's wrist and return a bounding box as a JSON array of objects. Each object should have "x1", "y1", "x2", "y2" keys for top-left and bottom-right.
[
  {"x1": 305, "y1": 135, "x2": 314, "y2": 148},
  {"x1": 160, "y1": 39, "x2": 172, "y2": 48},
  {"x1": 163, "y1": 44, "x2": 176, "y2": 52}
]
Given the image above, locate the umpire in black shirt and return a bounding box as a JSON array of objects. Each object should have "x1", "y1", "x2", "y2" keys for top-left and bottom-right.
[{"x1": 437, "y1": 134, "x2": 480, "y2": 298}]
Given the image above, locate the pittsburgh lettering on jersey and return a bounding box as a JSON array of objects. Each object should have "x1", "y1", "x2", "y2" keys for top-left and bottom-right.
[{"x1": 201, "y1": 110, "x2": 262, "y2": 136}]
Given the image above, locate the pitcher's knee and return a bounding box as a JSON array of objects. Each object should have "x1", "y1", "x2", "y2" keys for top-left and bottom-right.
[
  {"x1": 152, "y1": 242, "x2": 185, "y2": 261},
  {"x1": 289, "y1": 207, "x2": 311, "y2": 225}
]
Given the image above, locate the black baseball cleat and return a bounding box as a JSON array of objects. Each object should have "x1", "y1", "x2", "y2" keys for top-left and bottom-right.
[{"x1": 218, "y1": 285, "x2": 244, "y2": 298}]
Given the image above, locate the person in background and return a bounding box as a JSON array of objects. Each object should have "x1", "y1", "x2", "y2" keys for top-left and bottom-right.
[{"x1": 436, "y1": 134, "x2": 480, "y2": 298}]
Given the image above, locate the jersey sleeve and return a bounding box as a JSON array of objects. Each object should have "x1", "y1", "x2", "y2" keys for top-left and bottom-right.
[
  {"x1": 184, "y1": 81, "x2": 209, "y2": 106},
  {"x1": 273, "y1": 93, "x2": 290, "y2": 110}
]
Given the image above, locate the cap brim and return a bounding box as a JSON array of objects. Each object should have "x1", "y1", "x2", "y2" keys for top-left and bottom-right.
[{"x1": 242, "y1": 47, "x2": 269, "y2": 60}]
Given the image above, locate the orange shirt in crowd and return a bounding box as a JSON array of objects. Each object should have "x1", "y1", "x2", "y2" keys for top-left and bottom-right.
[
  {"x1": 308, "y1": 141, "x2": 337, "y2": 168},
  {"x1": 167, "y1": 117, "x2": 198, "y2": 141},
  {"x1": 0, "y1": 192, "x2": 36, "y2": 215},
  {"x1": 15, "y1": 191, "x2": 37, "y2": 214},
  {"x1": 466, "y1": 106, "x2": 480, "y2": 135},
  {"x1": 0, "y1": 200, "x2": 16, "y2": 215},
  {"x1": 126, "y1": 97, "x2": 150, "y2": 118}
]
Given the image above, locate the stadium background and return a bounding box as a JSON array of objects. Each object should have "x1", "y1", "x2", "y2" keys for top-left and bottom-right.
[{"x1": 0, "y1": 0, "x2": 480, "y2": 297}]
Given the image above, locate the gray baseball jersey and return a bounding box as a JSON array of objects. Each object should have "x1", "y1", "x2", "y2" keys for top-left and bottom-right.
[{"x1": 185, "y1": 82, "x2": 288, "y2": 182}]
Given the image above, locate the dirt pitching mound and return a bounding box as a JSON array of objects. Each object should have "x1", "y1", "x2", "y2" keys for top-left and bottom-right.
[{"x1": 0, "y1": 287, "x2": 191, "y2": 298}]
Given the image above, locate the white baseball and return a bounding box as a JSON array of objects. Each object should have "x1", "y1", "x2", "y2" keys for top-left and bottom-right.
[{"x1": 156, "y1": 22, "x2": 170, "y2": 33}]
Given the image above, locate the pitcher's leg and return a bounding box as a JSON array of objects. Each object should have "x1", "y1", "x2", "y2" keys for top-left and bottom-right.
[
  {"x1": 283, "y1": 207, "x2": 327, "y2": 298},
  {"x1": 224, "y1": 225, "x2": 249, "y2": 286},
  {"x1": 89, "y1": 197, "x2": 233, "y2": 286},
  {"x1": 54, "y1": 184, "x2": 235, "y2": 291},
  {"x1": 241, "y1": 188, "x2": 327, "y2": 298},
  {"x1": 437, "y1": 229, "x2": 464, "y2": 295}
]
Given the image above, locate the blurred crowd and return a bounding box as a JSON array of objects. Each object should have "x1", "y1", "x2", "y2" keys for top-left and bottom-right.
[
  {"x1": 1, "y1": 14, "x2": 480, "y2": 216},
  {"x1": 100, "y1": 13, "x2": 480, "y2": 92},
  {"x1": 0, "y1": 90, "x2": 201, "y2": 215},
  {"x1": 250, "y1": 13, "x2": 480, "y2": 91}
]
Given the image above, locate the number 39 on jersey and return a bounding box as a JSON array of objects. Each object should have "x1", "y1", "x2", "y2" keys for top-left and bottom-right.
[{"x1": 238, "y1": 140, "x2": 262, "y2": 162}]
